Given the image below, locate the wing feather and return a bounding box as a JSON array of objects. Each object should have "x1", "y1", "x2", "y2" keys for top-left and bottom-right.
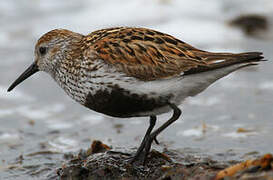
[
  {"x1": 83, "y1": 27, "x2": 207, "y2": 80},
  {"x1": 83, "y1": 27, "x2": 263, "y2": 80}
]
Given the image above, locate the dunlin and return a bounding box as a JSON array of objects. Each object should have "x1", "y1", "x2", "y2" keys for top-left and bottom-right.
[{"x1": 8, "y1": 27, "x2": 264, "y2": 164}]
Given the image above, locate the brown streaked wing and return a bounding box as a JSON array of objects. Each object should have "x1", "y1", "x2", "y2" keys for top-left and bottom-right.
[{"x1": 83, "y1": 27, "x2": 208, "y2": 81}]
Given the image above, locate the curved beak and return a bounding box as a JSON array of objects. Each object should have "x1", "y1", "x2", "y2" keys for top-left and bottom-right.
[{"x1": 7, "y1": 62, "x2": 39, "y2": 92}]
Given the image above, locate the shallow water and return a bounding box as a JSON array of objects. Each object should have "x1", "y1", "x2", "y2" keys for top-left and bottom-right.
[{"x1": 0, "y1": 0, "x2": 273, "y2": 179}]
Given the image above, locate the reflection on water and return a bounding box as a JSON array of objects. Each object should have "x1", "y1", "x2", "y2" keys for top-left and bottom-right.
[{"x1": 0, "y1": 0, "x2": 273, "y2": 179}]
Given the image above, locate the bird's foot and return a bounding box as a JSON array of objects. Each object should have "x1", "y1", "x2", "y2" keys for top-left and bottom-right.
[{"x1": 129, "y1": 134, "x2": 157, "y2": 165}]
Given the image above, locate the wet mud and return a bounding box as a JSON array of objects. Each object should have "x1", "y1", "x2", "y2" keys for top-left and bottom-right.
[{"x1": 54, "y1": 141, "x2": 273, "y2": 180}]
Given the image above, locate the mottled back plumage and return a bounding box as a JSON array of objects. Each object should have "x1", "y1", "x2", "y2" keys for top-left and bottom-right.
[
  {"x1": 83, "y1": 27, "x2": 207, "y2": 80},
  {"x1": 82, "y1": 27, "x2": 263, "y2": 80}
]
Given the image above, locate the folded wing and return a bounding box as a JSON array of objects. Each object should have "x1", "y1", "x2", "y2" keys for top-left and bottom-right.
[{"x1": 83, "y1": 27, "x2": 264, "y2": 80}]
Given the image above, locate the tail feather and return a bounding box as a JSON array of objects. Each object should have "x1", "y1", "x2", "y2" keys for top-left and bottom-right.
[{"x1": 184, "y1": 51, "x2": 264, "y2": 75}]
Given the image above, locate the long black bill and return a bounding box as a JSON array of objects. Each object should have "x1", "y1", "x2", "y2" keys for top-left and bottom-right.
[{"x1": 7, "y1": 62, "x2": 39, "y2": 92}]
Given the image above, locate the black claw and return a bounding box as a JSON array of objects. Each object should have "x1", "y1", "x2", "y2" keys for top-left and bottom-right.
[{"x1": 129, "y1": 135, "x2": 154, "y2": 165}]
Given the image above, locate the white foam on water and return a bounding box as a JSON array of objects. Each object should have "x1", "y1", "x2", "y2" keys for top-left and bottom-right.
[
  {"x1": 259, "y1": 81, "x2": 273, "y2": 90},
  {"x1": 48, "y1": 136, "x2": 78, "y2": 152},
  {"x1": 222, "y1": 131, "x2": 258, "y2": 138},
  {"x1": 16, "y1": 106, "x2": 51, "y2": 120},
  {"x1": 209, "y1": 125, "x2": 221, "y2": 131},
  {"x1": 187, "y1": 95, "x2": 222, "y2": 106},
  {"x1": 46, "y1": 120, "x2": 73, "y2": 130},
  {"x1": 0, "y1": 132, "x2": 19, "y2": 141},
  {"x1": 178, "y1": 128, "x2": 203, "y2": 137},
  {"x1": 80, "y1": 114, "x2": 104, "y2": 126},
  {"x1": 0, "y1": 109, "x2": 14, "y2": 117},
  {"x1": 177, "y1": 124, "x2": 220, "y2": 137},
  {"x1": 15, "y1": 103, "x2": 65, "y2": 120},
  {"x1": 40, "y1": 103, "x2": 66, "y2": 114}
]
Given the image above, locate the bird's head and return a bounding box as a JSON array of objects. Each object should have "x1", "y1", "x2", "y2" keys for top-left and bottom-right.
[{"x1": 7, "y1": 29, "x2": 83, "y2": 92}]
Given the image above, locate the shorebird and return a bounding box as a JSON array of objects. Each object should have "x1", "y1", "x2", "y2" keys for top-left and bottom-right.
[{"x1": 8, "y1": 27, "x2": 264, "y2": 164}]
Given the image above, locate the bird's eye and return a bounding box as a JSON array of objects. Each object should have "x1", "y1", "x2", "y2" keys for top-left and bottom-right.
[{"x1": 39, "y1": 46, "x2": 47, "y2": 56}]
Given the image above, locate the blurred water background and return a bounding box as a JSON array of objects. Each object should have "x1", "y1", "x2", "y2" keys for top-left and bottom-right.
[{"x1": 0, "y1": 0, "x2": 273, "y2": 179}]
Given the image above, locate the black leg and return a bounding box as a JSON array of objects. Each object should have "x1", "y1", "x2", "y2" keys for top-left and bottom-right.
[
  {"x1": 131, "y1": 103, "x2": 182, "y2": 165},
  {"x1": 130, "y1": 115, "x2": 156, "y2": 163},
  {"x1": 150, "y1": 104, "x2": 181, "y2": 140},
  {"x1": 141, "y1": 103, "x2": 181, "y2": 164}
]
